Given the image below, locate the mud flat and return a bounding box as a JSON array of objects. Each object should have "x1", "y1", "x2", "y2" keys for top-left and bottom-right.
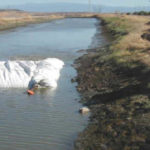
[{"x1": 74, "y1": 14, "x2": 150, "y2": 150}]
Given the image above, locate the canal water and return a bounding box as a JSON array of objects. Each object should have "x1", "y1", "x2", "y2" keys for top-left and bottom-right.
[{"x1": 0, "y1": 18, "x2": 106, "y2": 150}]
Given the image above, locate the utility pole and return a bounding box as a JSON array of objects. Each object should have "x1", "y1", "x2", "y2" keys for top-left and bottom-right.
[{"x1": 88, "y1": 0, "x2": 92, "y2": 12}]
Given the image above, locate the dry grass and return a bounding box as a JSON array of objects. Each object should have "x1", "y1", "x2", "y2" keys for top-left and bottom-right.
[
  {"x1": 0, "y1": 10, "x2": 97, "y2": 31},
  {"x1": 0, "y1": 10, "x2": 66, "y2": 31},
  {"x1": 97, "y1": 14, "x2": 150, "y2": 67},
  {"x1": 116, "y1": 15, "x2": 150, "y2": 50}
]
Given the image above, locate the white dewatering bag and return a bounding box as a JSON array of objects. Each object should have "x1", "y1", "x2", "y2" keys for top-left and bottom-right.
[{"x1": 0, "y1": 58, "x2": 64, "y2": 88}]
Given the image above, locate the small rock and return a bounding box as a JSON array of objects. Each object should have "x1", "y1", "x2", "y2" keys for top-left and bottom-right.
[
  {"x1": 71, "y1": 77, "x2": 77, "y2": 83},
  {"x1": 100, "y1": 144, "x2": 107, "y2": 150},
  {"x1": 141, "y1": 33, "x2": 150, "y2": 41},
  {"x1": 77, "y1": 87, "x2": 82, "y2": 92},
  {"x1": 79, "y1": 107, "x2": 90, "y2": 114},
  {"x1": 95, "y1": 67, "x2": 100, "y2": 72}
]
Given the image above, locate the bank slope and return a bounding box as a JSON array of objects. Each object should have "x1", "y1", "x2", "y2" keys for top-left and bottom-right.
[{"x1": 75, "y1": 14, "x2": 150, "y2": 150}]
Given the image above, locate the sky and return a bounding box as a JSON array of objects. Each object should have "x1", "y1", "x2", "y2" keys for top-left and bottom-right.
[{"x1": 0, "y1": 0, "x2": 149, "y2": 7}]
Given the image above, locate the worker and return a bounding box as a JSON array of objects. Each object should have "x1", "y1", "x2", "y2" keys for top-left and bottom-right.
[{"x1": 27, "y1": 84, "x2": 39, "y2": 95}]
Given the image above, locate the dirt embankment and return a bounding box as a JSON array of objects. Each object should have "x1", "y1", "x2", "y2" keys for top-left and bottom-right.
[{"x1": 74, "y1": 14, "x2": 150, "y2": 150}]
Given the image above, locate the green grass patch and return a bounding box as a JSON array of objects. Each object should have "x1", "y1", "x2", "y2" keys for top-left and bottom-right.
[
  {"x1": 133, "y1": 11, "x2": 150, "y2": 16},
  {"x1": 100, "y1": 16, "x2": 141, "y2": 69},
  {"x1": 102, "y1": 17, "x2": 132, "y2": 39}
]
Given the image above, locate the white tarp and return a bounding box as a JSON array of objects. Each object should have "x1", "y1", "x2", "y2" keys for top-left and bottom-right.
[{"x1": 0, "y1": 58, "x2": 64, "y2": 88}]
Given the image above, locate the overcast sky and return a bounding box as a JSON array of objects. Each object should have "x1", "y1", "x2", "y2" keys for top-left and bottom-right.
[{"x1": 0, "y1": 0, "x2": 149, "y2": 7}]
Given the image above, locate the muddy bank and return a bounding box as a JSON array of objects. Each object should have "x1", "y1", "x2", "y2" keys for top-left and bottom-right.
[{"x1": 74, "y1": 16, "x2": 150, "y2": 150}]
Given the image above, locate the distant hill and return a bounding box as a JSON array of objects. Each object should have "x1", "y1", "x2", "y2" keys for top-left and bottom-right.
[
  {"x1": 99, "y1": 6, "x2": 150, "y2": 13},
  {"x1": 7, "y1": 3, "x2": 90, "y2": 12},
  {"x1": 2, "y1": 2, "x2": 150, "y2": 13}
]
